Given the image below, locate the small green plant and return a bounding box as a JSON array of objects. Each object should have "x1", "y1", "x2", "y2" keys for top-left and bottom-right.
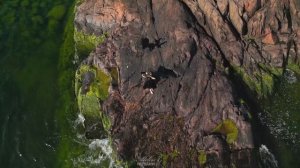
[
  {"x1": 160, "y1": 150, "x2": 180, "y2": 167},
  {"x1": 170, "y1": 150, "x2": 180, "y2": 159},
  {"x1": 213, "y1": 119, "x2": 238, "y2": 144}
]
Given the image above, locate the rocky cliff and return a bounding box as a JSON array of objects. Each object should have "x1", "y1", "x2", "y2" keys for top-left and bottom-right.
[{"x1": 74, "y1": 0, "x2": 300, "y2": 167}]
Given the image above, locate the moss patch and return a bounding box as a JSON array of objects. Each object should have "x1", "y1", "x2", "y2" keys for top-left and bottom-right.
[
  {"x1": 232, "y1": 65, "x2": 282, "y2": 98},
  {"x1": 257, "y1": 63, "x2": 283, "y2": 77},
  {"x1": 75, "y1": 64, "x2": 112, "y2": 131},
  {"x1": 213, "y1": 119, "x2": 238, "y2": 144},
  {"x1": 74, "y1": 29, "x2": 106, "y2": 58},
  {"x1": 75, "y1": 65, "x2": 110, "y2": 101},
  {"x1": 77, "y1": 88, "x2": 100, "y2": 118},
  {"x1": 170, "y1": 150, "x2": 180, "y2": 159},
  {"x1": 160, "y1": 150, "x2": 180, "y2": 167},
  {"x1": 233, "y1": 66, "x2": 261, "y2": 95},
  {"x1": 261, "y1": 73, "x2": 274, "y2": 95},
  {"x1": 161, "y1": 153, "x2": 168, "y2": 168},
  {"x1": 198, "y1": 150, "x2": 207, "y2": 166}
]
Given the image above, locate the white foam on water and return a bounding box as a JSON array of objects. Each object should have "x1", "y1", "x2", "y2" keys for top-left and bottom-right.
[
  {"x1": 73, "y1": 138, "x2": 122, "y2": 168},
  {"x1": 260, "y1": 108, "x2": 299, "y2": 146},
  {"x1": 76, "y1": 133, "x2": 85, "y2": 139},
  {"x1": 89, "y1": 139, "x2": 121, "y2": 168},
  {"x1": 72, "y1": 112, "x2": 124, "y2": 167},
  {"x1": 75, "y1": 113, "x2": 85, "y2": 128},
  {"x1": 89, "y1": 139, "x2": 112, "y2": 155},
  {"x1": 259, "y1": 144, "x2": 278, "y2": 168}
]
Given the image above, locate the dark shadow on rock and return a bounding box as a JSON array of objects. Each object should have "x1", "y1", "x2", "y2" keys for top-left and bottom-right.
[
  {"x1": 154, "y1": 66, "x2": 180, "y2": 79},
  {"x1": 142, "y1": 66, "x2": 179, "y2": 90},
  {"x1": 141, "y1": 37, "x2": 167, "y2": 51},
  {"x1": 84, "y1": 121, "x2": 107, "y2": 139}
]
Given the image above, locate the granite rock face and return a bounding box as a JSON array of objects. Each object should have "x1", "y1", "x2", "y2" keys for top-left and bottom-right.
[{"x1": 75, "y1": 0, "x2": 300, "y2": 167}]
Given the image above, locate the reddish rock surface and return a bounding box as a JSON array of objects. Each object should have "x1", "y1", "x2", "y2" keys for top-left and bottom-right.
[
  {"x1": 262, "y1": 31, "x2": 279, "y2": 45},
  {"x1": 75, "y1": 0, "x2": 300, "y2": 167}
]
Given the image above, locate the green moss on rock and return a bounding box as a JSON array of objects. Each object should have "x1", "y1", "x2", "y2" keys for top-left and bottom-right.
[
  {"x1": 160, "y1": 150, "x2": 180, "y2": 167},
  {"x1": 75, "y1": 64, "x2": 112, "y2": 131},
  {"x1": 74, "y1": 29, "x2": 106, "y2": 58},
  {"x1": 95, "y1": 68, "x2": 111, "y2": 100},
  {"x1": 161, "y1": 153, "x2": 168, "y2": 168},
  {"x1": 213, "y1": 119, "x2": 238, "y2": 144},
  {"x1": 77, "y1": 88, "x2": 100, "y2": 118},
  {"x1": 233, "y1": 66, "x2": 261, "y2": 95},
  {"x1": 232, "y1": 65, "x2": 282, "y2": 98},
  {"x1": 261, "y1": 73, "x2": 274, "y2": 96},
  {"x1": 170, "y1": 150, "x2": 180, "y2": 159},
  {"x1": 75, "y1": 65, "x2": 110, "y2": 100},
  {"x1": 198, "y1": 150, "x2": 207, "y2": 166},
  {"x1": 257, "y1": 63, "x2": 283, "y2": 77}
]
